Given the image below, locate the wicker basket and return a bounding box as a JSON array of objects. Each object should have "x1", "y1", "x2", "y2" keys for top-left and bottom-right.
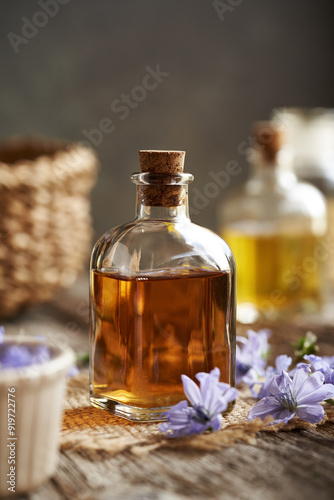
[{"x1": 0, "y1": 137, "x2": 99, "y2": 318}]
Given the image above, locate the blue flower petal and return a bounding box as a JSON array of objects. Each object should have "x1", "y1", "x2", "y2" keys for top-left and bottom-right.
[
  {"x1": 217, "y1": 382, "x2": 232, "y2": 391},
  {"x1": 181, "y1": 375, "x2": 202, "y2": 407},
  {"x1": 196, "y1": 367, "x2": 221, "y2": 386},
  {"x1": 210, "y1": 414, "x2": 222, "y2": 431},
  {"x1": 1, "y1": 345, "x2": 32, "y2": 368},
  {"x1": 201, "y1": 375, "x2": 222, "y2": 413},
  {"x1": 248, "y1": 396, "x2": 282, "y2": 421},
  {"x1": 223, "y1": 387, "x2": 239, "y2": 404},
  {"x1": 267, "y1": 370, "x2": 291, "y2": 396},
  {"x1": 298, "y1": 382, "x2": 334, "y2": 405},
  {"x1": 304, "y1": 354, "x2": 325, "y2": 370},
  {"x1": 160, "y1": 368, "x2": 237, "y2": 438},
  {"x1": 275, "y1": 355, "x2": 292, "y2": 373},
  {"x1": 296, "y1": 404, "x2": 324, "y2": 424},
  {"x1": 158, "y1": 422, "x2": 169, "y2": 433},
  {"x1": 292, "y1": 370, "x2": 324, "y2": 403}
]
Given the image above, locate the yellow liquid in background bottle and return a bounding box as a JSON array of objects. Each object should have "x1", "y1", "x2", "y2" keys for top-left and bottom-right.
[
  {"x1": 223, "y1": 227, "x2": 324, "y2": 319},
  {"x1": 327, "y1": 198, "x2": 334, "y2": 286}
]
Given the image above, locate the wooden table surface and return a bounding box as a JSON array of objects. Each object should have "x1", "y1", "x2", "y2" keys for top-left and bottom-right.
[{"x1": 2, "y1": 278, "x2": 334, "y2": 500}]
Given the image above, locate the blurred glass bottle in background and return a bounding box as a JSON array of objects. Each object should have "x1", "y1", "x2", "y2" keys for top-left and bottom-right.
[
  {"x1": 272, "y1": 108, "x2": 334, "y2": 287},
  {"x1": 218, "y1": 122, "x2": 327, "y2": 323}
]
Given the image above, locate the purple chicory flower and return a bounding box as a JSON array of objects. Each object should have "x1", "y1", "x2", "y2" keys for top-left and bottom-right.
[
  {"x1": 30, "y1": 344, "x2": 51, "y2": 365},
  {"x1": 251, "y1": 355, "x2": 293, "y2": 399},
  {"x1": 288, "y1": 362, "x2": 310, "y2": 378},
  {"x1": 248, "y1": 365, "x2": 334, "y2": 424},
  {"x1": 0, "y1": 344, "x2": 33, "y2": 368},
  {"x1": 67, "y1": 364, "x2": 80, "y2": 377},
  {"x1": 159, "y1": 368, "x2": 238, "y2": 438},
  {"x1": 304, "y1": 354, "x2": 334, "y2": 385},
  {"x1": 0, "y1": 327, "x2": 77, "y2": 375},
  {"x1": 0, "y1": 327, "x2": 51, "y2": 369},
  {"x1": 235, "y1": 329, "x2": 270, "y2": 385},
  {"x1": 0, "y1": 343, "x2": 51, "y2": 369}
]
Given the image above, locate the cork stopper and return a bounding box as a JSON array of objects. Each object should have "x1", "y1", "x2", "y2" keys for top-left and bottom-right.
[
  {"x1": 253, "y1": 122, "x2": 285, "y2": 163},
  {"x1": 139, "y1": 150, "x2": 185, "y2": 173},
  {"x1": 137, "y1": 150, "x2": 187, "y2": 207}
]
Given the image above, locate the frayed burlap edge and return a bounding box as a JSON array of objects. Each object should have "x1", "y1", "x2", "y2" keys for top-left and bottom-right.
[{"x1": 60, "y1": 373, "x2": 334, "y2": 455}]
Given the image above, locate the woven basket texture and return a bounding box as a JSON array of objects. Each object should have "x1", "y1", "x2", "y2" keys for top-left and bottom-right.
[{"x1": 0, "y1": 137, "x2": 98, "y2": 318}]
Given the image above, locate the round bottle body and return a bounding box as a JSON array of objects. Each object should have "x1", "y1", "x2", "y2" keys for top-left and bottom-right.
[
  {"x1": 272, "y1": 107, "x2": 334, "y2": 287},
  {"x1": 219, "y1": 170, "x2": 327, "y2": 322}
]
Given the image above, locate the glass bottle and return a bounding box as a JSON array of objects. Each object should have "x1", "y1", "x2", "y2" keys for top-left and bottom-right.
[
  {"x1": 90, "y1": 150, "x2": 236, "y2": 421},
  {"x1": 272, "y1": 108, "x2": 334, "y2": 287},
  {"x1": 218, "y1": 123, "x2": 327, "y2": 323}
]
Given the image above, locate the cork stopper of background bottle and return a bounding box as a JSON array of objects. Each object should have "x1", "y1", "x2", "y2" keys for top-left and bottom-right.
[
  {"x1": 138, "y1": 150, "x2": 186, "y2": 207},
  {"x1": 253, "y1": 122, "x2": 285, "y2": 164}
]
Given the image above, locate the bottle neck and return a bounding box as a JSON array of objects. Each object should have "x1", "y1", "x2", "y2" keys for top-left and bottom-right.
[
  {"x1": 135, "y1": 185, "x2": 190, "y2": 220},
  {"x1": 249, "y1": 148, "x2": 296, "y2": 184},
  {"x1": 131, "y1": 172, "x2": 193, "y2": 221}
]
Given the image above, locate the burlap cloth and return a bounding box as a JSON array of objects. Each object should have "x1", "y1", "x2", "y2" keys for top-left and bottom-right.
[{"x1": 60, "y1": 373, "x2": 334, "y2": 455}]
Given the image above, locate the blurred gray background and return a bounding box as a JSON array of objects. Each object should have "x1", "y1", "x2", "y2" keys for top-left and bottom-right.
[{"x1": 1, "y1": 0, "x2": 334, "y2": 238}]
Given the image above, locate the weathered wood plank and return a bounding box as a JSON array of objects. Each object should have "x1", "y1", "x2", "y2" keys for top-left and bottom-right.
[{"x1": 36, "y1": 428, "x2": 333, "y2": 500}]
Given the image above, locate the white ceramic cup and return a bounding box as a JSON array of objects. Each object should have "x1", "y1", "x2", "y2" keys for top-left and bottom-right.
[{"x1": 0, "y1": 336, "x2": 74, "y2": 496}]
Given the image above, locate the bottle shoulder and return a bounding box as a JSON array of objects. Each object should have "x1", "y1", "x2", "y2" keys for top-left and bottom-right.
[
  {"x1": 91, "y1": 218, "x2": 235, "y2": 276},
  {"x1": 220, "y1": 175, "x2": 327, "y2": 230},
  {"x1": 228, "y1": 172, "x2": 322, "y2": 199}
]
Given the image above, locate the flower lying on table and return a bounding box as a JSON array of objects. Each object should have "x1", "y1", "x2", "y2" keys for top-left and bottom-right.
[
  {"x1": 235, "y1": 329, "x2": 334, "y2": 424},
  {"x1": 157, "y1": 331, "x2": 334, "y2": 438},
  {"x1": 250, "y1": 354, "x2": 293, "y2": 399},
  {"x1": 248, "y1": 364, "x2": 334, "y2": 424},
  {"x1": 304, "y1": 354, "x2": 334, "y2": 385},
  {"x1": 235, "y1": 329, "x2": 270, "y2": 386},
  {"x1": 159, "y1": 368, "x2": 238, "y2": 438}
]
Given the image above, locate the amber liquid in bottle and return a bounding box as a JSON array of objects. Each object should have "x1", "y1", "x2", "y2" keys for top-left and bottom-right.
[{"x1": 90, "y1": 268, "x2": 233, "y2": 411}]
